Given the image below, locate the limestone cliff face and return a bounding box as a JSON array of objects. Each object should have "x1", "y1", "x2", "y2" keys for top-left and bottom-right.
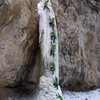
[
  {"x1": 51, "y1": 0, "x2": 100, "y2": 91},
  {"x1": 0, "y1": 0, "x2": 39, "y2": 88},
  {"x1": 0, "y1": 0, "x2": 100, "y2": 94}
]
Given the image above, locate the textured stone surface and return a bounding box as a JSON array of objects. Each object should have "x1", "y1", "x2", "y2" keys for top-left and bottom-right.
[
  {"x1": 51, "y1": 0, "x2": 100, "y2": 91},
  {"x1": 0, "y1": 0, "x2": 100, "y2": 95},
  {"x1": 0, "y1": 0, "x2": 39, "y2": 88}
]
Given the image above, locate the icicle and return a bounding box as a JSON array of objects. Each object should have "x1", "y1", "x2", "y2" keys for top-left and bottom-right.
[{"x1": 38, "y1": 0, "x2": 63, "y2": 99}]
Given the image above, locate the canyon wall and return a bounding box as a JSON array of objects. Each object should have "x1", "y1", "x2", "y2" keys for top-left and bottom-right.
[
  {"x1": 51, "y1": 0, "x2": 100, "y2": 91},
  {"x1": 0, "y1": 0, "x2": 100, "y2": 96},
  {"x1": 0, "y1": 0, "x2": 39, "y2": 89}
]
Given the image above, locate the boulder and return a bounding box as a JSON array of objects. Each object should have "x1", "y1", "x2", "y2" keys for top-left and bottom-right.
[{"x1": 0, "y1": 0, "x2": 39, "y2": 88}]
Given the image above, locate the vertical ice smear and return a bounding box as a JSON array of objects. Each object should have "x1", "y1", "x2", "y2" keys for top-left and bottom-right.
[{"x1": 38, "y1": 0, "x2": 63, "y2": 100}]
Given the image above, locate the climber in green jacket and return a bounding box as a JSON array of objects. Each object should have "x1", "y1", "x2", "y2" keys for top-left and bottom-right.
[
  {"x1": 51, "y1": 31, "x2": 56, "y2": 42},
  {"x1": 56, "y1": 93, "x2": 63, "y2": 100},
  {"x1": 51, "y1": 62, "x2": 56, "y2": 74},
  {"x1": 53, "y1": 77, "x2": 59, "y2": 89},
  {"x1": 50, "y1": 44, "x2": 56, "y2": 57},
  {"x1": 49, "y1": 17, "x2": 55, "y2": 27},
  {"x1": 44, "y1": 0, "x2": 50, "y2": 10}
]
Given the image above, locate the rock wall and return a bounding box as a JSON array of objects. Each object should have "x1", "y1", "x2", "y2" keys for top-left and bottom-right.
[
  {"x1": 0, "y1": 0, "x2": 100, "y2": 98},
  {"x1": 51, "y1": 0, "x2": 100, "y2": 91},
  {"x1": 0, "y1": 0, "x2": 39, "y2": 89}
]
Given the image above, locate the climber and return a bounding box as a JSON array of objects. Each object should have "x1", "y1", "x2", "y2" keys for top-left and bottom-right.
[
  {"x1": 44, "y1": 0, "x2": 50, "y2": 10},
  {"x1": 56, "y1": 93, "x2": 63, "y2": 100},
  {"x1": 49, "y1": 17, "x2": 55, "y2": 27},
  {"x1": 51, "y1": 31, "x2": 56, "y2": 42},
  {"x1": 50, "y1": 44, "x2": 56, "y2": 57},
  {"x1": 51, "y1": 62, "x2": 56, "y2": 74},
  {"x1": 53, "y1": 77, "x2": 59, "y2": 89}
]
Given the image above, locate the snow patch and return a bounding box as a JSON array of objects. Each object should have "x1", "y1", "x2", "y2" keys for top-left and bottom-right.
[{"x1": 63, "y1": 89, "x2": 100, "y2": 100}]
